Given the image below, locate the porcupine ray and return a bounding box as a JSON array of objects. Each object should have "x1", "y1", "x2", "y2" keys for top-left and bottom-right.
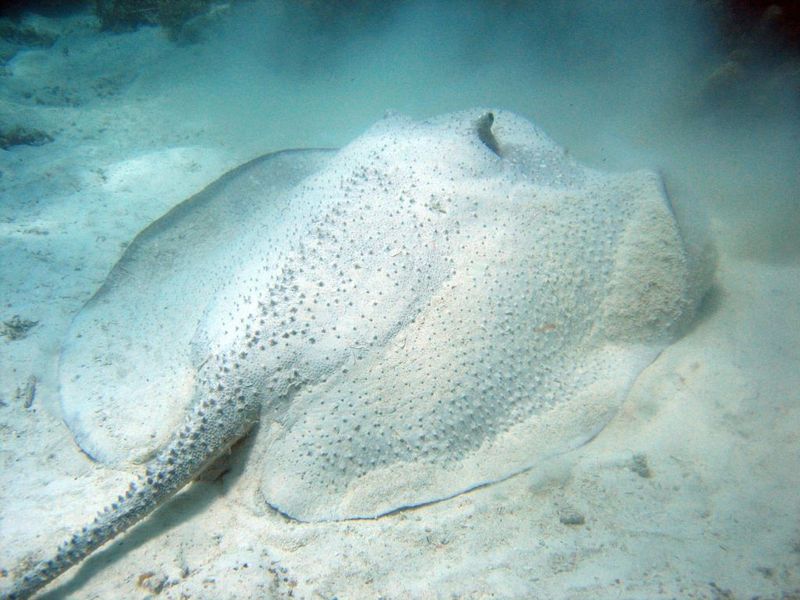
[{"x1": 5, "y1": 109, "x2": 712, "y2": 598}]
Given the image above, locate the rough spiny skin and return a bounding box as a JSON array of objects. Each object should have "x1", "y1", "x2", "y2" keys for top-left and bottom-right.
[
  {"x1": 5, "y1": 109, "x2": 710, "y2": 594},
  {"x1": 5, "y1": 358, "x2": 260, "y2": 600}
]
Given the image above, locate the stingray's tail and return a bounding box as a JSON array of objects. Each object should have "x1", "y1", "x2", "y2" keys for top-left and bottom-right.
[
  {"x1": 3, "y1": 454, "x2": 194, "y2": 600},
  {"x1": 3, "y1": 472, "x2": 154, "y2": 598},
  {"x1": 4, "y1": 391, "x2": 259, "y2": 599}
]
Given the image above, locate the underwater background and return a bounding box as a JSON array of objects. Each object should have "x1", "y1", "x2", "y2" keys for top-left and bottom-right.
[{"x1": 1, "y1": 1, "x2": 799, "y2": 598}]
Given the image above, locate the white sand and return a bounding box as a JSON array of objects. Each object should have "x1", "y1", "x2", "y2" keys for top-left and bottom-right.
[{"x1": 1, "y1": 5, "x2": 799, "y2": 599}]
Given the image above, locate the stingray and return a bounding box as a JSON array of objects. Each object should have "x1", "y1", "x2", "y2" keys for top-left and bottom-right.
[{"x1": 5, "y1": 109, "x2": 711, "y2": 598}]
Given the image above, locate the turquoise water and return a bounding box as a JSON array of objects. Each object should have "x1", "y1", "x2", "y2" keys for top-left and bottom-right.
[{"x1": 1, "y1": 2, "x2": 799, "y2": 599}]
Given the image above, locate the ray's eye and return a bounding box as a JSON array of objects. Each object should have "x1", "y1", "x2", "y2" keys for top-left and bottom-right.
[{"x1": 476, "y1": 112, "x2": 502, "y2": 157}]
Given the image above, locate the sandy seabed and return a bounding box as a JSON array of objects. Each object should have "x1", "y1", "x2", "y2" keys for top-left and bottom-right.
[{"x1": 1, "y1": 6, "x2": 799, "y2": 599}]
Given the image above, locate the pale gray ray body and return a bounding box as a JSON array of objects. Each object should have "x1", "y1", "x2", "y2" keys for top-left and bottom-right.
[{"x1": 4, "y1": 109, "x2": 712, "y2": 598}]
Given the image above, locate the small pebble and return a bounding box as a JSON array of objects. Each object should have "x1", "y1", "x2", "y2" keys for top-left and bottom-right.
[
  {"x1": 630, "y1": 453, "x2": 652, "y2": 478},
  {"x1": 559, "y1": 510, "x2": 585, "y2": 526},
  {"x1": 15, "y1": 375, "x2": 37, "y2": 408}
]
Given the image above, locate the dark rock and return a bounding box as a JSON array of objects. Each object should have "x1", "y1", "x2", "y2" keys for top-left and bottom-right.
[
  {"x1": 0, "y1": 125, "x2": 53, "y2": 149},
  {"x1": 630, "y1": 453, "x2": 652, "y2": 478},
  {"x1": 95, "y1": 0, "x2": 214, "y2": 39},
  {"x1": 1, "y1": 315, "x2": 39, "y2": 339},
  {"x1": 95, "y1": 0, "x2": 158, "y2": 30},
  {"x1": 0, "y1": 21, "x2": 57, "y2": 47},
  {"x1": 708, "y1": 0, "x2": 800, "y2": 53},
  {"x1": 558, "y1": 510, "x2": 585, "y2": 526},
  {"x1": 15, "y1": 375, "x2": 37, "y2": 409}
]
